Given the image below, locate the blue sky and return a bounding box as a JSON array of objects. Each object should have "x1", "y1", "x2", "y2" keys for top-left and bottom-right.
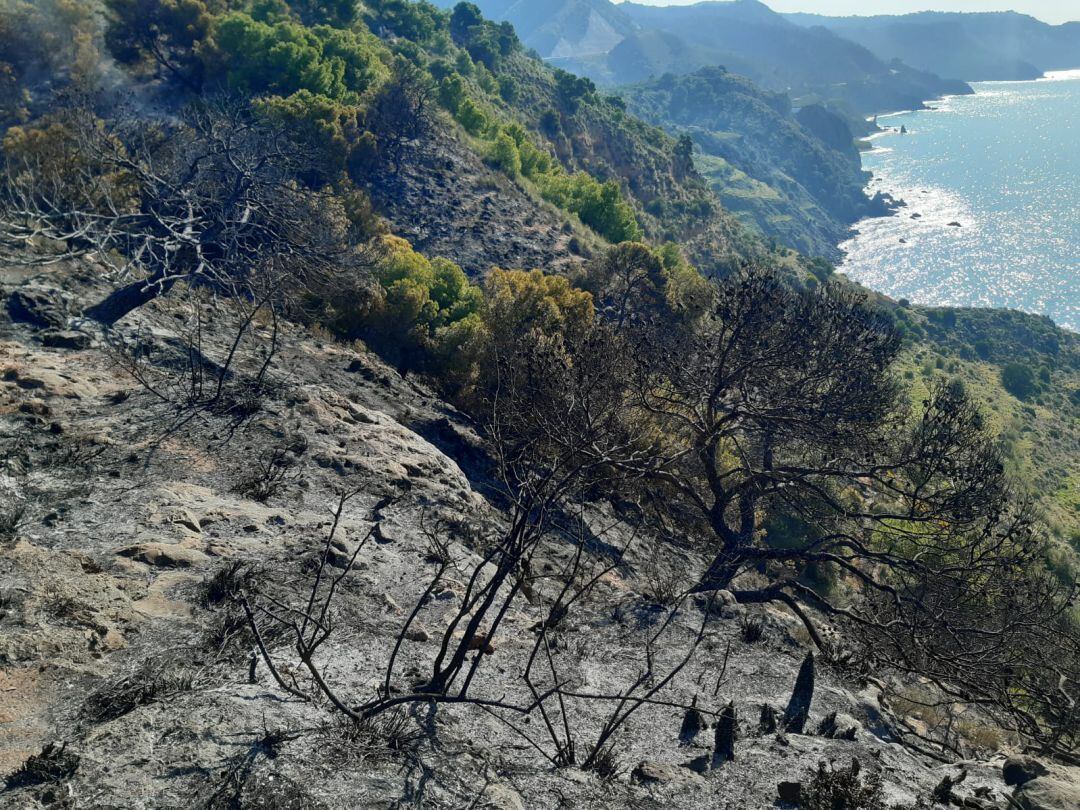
[{"x1": 616, "y1": 1, "x2": 1078, "y2": 25}]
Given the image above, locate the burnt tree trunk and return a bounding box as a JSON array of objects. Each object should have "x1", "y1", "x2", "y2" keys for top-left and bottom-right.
[{"x1": 83, "y1": 270, "x2": 178, "y2": 325}]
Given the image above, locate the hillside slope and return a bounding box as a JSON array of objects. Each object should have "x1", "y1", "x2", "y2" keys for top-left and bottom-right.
[
  {"x1": 3, "y1": 261, "x2": 1078, "y2": 808},
  {"x1": 2, "y1": 2, "x2": 1080, "y2": 805},
  {"x1": 620, "y1": 67, "x2": 890, "y2": 259}
]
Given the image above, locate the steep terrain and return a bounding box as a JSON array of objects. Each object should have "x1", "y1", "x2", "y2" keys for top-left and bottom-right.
[
  {"x1": 611, "y1": 1, "x2": 971, "y2": 117},
  {"x1": 443, "y1": 0, "x2": 637, "y2": 58},
  {"x1": 620, "y1": 67, "x2": 890, "y2": 260},
  {"x1": 786, "y1": 11, "x2": 1080, "y2": 81},
  {"x1": 1, "y1": 1, "x2": 1079, "y2": 807},
  {"x1": 3, "y1": 262, "x2": 1078, "y2": 809}
]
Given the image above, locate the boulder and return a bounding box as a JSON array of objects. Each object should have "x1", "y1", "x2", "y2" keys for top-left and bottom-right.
[
  {"x1": 632, "y1": 760, "x2": 704, "y2": 786},
  {"x1": 1014, "y1": 776, "x2": 1080, "y2": 810},
  {"x1": 118, "y1": 543, "x2": 209, "y2": 568},
  {"x1": 40, "y1": 329, "x2": 93, "y2": 350},
  {"x1": 482, "y1": 783, "x2": 525, "y2": 810},
  {"x1": 1003, "y1": 755, "x2": 1050, "y2": 787},
  {"x1": 7, "y1": 285, "x2": 69, "y2": 328}
]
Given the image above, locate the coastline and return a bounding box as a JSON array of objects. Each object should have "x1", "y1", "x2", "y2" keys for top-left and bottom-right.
[{"x1": 836, "y1": 72, "x2": 1080, "y2": 332}]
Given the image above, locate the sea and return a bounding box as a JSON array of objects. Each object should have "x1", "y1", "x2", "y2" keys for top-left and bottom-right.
[{"x1": 838, "y1": 69, "x2": 1080, "y2": 332}]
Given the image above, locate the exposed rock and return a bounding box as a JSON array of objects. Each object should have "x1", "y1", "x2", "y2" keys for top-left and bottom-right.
[
  {"x1": 632, "y1": 760, "x2": 704, "y2": 786},
  {"x1": 404, "y1": 626, "x2": 430, "y2": 642},
  {"x1": 118, "y1": 542, "x2": 209, "y2": 569},
  {"x1": 466, "y1": 632, "x2": 496, "y2": 655},
  {"x1": 7, "y1": 285, "x2": 69, "y2": 328},
  {"x1": 1014, "y1": 776, "x2": 1080, "y2": 810},
  {"x1": 482, "y1": 783, "x2": 525, "y2": 810},
  {"x1": 1003, "y1": 755, "x2": 1050, "y2": 787},
  {"x1": 39, "y1": 329, "x2": 92, "y2": 350},
  {"x1": 0, "y1": 540, "x2": 136, "y2": 665},
  {"x1": 326, "y1": 539, "x2": 352, "y2": 569},
  {"x1": 817, "y1": 711, "x2": 861, "y2": 741},
  {"x1": 1, "y1": 265, "x2": 1059, "y2": 808}
]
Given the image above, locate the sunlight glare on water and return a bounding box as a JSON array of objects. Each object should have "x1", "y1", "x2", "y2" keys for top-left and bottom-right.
[{"x1": 839, "y1": 69, "x2": 1080, "y2": 331}]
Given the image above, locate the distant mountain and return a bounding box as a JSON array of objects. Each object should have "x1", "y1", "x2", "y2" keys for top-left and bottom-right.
[
  {"x1": 454, "y1": 0, "x2": 971, "y2": 122},
  {"x1": 785, "y1": 11, "x2": 1080, "y2": 81},
  {"x1": 431, "y1": 0, "x2": 637, "y2": 58},
  {"x1": 620, "y1": 66, "x2": 888, "y2": 259},
  {"x1": 612, "y1": 1, "x2": 970, "y2": 116}
]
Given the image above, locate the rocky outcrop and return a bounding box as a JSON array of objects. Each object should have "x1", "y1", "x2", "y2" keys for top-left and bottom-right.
[
  {"x1": 1004, "y1": 755, "x2": 1051, "y2": 787},
  {"x1": 1015, "y1": 776, "x2": 1080, "y2": 810}
]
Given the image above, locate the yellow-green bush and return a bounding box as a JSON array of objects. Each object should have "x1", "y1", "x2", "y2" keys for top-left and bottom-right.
[
  {"x1": 488, "y1": 131, "x2": 521, "y2": 177},
  {"x1": 484, "y1": 268, "x2": 595, "y2": 342},
  {"x1": 362, "y1": 236, "x2": 483, "y2": 369},
  {"x1": 534, "y1": 171, "x2": 642, "y2": 244},
  {"x1": 255, "y1": 90, "x2": 360, "y2": 174}
]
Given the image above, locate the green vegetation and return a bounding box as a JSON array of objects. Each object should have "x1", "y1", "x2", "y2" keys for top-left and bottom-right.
[
  {"x1": 621, "y1": 67, "x2": 877, "y2": 259},
  {"x1": 533, "y1": 170, "x2": 642, "y2": 244},
  {"x1": 434, "y1": 61, "x2": 644, "y2": 242},
  {"x1": 1001, "y1": 362, "x2": 1039, "y2": 400},
  {"x1": 209, "y1": 14, "x2": 387, "y2": 102}
]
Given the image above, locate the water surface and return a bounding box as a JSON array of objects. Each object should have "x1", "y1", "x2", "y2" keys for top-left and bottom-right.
[{"x1": 839, "y1": 70, "x2": 1080, "y2": 331}]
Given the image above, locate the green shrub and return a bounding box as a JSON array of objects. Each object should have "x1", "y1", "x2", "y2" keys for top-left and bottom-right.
[
  {"x1": 438, "y1": 73, "x2": 466, "y2": 113},
  {"x1": 484, "y1": 268, "x2": 594, "y2": 342},
  {"x1": 362, "y1": 0, "x2": 443, "y2": 46},
  {"x1": 488, "y1": 131, "x2": 521, "y2": 177},
  {"x1": 209, "y1": 13, "x2": 386, "y2": 103},
  {"x1": 255, "y1": 90, "x2": 359, "y2": 174},
  {"x1": 455, "y1": 96, "x2": 488, "y2": 135},
  {"x1": 536, "y1": 171, "x2": 641, "y2": 243},
  {"x1": 362, "y1": 236, "x2": 483, "y2": 370},
  {"x1": 1001, "y1": 362, "x2": 1038, "y2": 400}
]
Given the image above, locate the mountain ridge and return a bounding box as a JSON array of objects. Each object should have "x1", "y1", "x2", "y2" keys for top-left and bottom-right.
[{"x1": 784, "y1": 9, "x2": 1080, "y2": 81}]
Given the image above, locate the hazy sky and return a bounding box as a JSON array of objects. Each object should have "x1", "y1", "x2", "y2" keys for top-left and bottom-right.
[{"x1": 617, "y1": 1, "x2": 1078, "y2": 25}]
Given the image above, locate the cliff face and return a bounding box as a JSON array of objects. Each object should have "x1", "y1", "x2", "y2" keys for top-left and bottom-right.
[{"x1": 621, "y1": 68, "x2": 882, "y2": 260}]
